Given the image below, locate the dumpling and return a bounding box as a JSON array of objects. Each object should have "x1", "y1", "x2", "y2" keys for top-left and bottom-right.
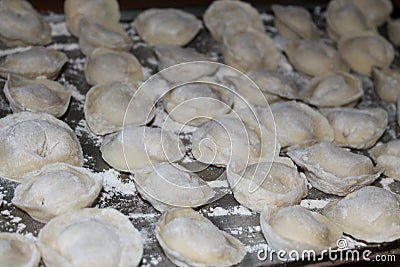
[
  {"x1": 260, "y1": 101, "x2": 333, "y2": 148},
  {"x1": 84, "y1": 48, "x2": 143, "y2": 86},
  {"x1": 326, "y1": 0, "x2": 375, "y2": 42},
  {"x1": 372, "y1": 68, "x2": 400, "y2": 102},
  {"x1": 224, "y1": 69, "x2": 299, "y2": 105},
  {"x1": 84, "y1": 81, "x2": 154, "y2": 135},
  {"x1": 163, "y1": 83, "x2": 233, "y2": 127},
  {"x1": 369, "y1": 140, "x2": 400, "y2": 181},
  {"x1": 100, "y1": 125, "x2": 185, "y2": 171},
  {"x1": 192, "y1": 115, "x2": 279, "y2": 171},
  {"x1": 0, "y1": 233, "x2": 41, "y2": 267},
  {"x1": 64, "y1": 0, "x2": 120, "y2": 37},
  {"x1": 260, "y1": 205, "x2": 342, "y2": 254},
  {"x1": 0, "y1": 0, "x2": 51, "y2": 47},
  {"x1": 222, "y1": 28, "x2": 280, "y2": 72},
  {"x1": 0, "y1": 112, "x2": 84, "y2": 181},
  {"x1": 204, "y1": 0, "x2": 264, "y2": 41},
  {"x1": 134, "y1": 163, "x2": 215, "y2": 211},
  {"x1": 12, "y1": 163, "x2": 102, "y2": 223},
  {"x1": 321, "y1": 107, "x2": 387, "y2": 149},
  {"x1": 3, "y1": 76, "x2": 71, "y2": 117},
  {"x1": 134, "y1": 8, "x2": 202, "y2": 46},
  {"x1": 38, "y1": 208, "x2": 143, "y2": 267},
  {"x1": 287, "y1": 142, "x2": 382, "y2": 196},
  {"x1": 156, "y1": 208, "x2": 247, "y2": 266},
  {"x1": 272, "y1": 5, "x2": 319, "y2": 40},
  {"x1": 227, "y1": 161, "x2": 307, "y2": 212},
  {"x1": 154, "y1": 45, "x2": 219, "y2": 83},
  {"x1": 388, "y1": 19, "x2": 400, "y2": 46},
  {"x1": 0, "y1": 46, "x2": 68, "y2": 80},
  {"x1": 283, "y1": 40, "x2": 348, "y2": 77},
  {"x1": 300, "y1": 71, "x2": 363, "y2": 107},
  {"x1": 338, "y1": 32, "x2": 394, "y2": 76},
  {"x1": 78, "y1": 16, "x2": 132, "y2": 56},
  {"x1": 323, "y1": 186, "x2": 400, "y2": 243},
  {"x1": 350, "y1": 0, "x2": 393, "y2": 27}
]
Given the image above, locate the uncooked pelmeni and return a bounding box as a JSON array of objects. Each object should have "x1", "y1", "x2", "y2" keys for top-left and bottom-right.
[
  {"x1": 287, "y1": 142, "x2": 382, "y2": 196},
  {"x1": 156, "y1": 208, "x2": 247, "y2": 266},
  {"x1": 227, "y1": 161, "x2": 307, "y2": 212},
  {"x1": 204, "y1": 0, "x2": 264, "y2": 41},
  {"x1": 372, "y1": 68, "x2": 400, "y2": 102},
  {"x1": 272, "y1": 5, "x2": 319, "y2": 40},
  {"x1": 260, "y1": 205, "x2": 342, "y2": 255},
  {"x1": 38, "y1": 208, "x2": 143, "y2": 267},
  {"x1": 324, "y1": 186, "x2": 400, "y2": 243},
  {"x1": 84, "y1": 81, "x2": 154, "y2": 135},
  {"x1": 78, "y1": 16, "x2": 132, "y2": 56},
  {"x1": 64, "y1": 0, "x2": 120, "y2": 37},
  {"x1": 0, "y1": 233, "x2": 41, "y2": 267},
  {"x1": 350, "y1": 0, "x2": 393, "y2": 27},
  {"x1": 388, "y1": 19, "x2": 400, "y2": 46},
  {"x1": 84, "y1": 47, "x2": 143, "y2": 86},
  {"x1": 0, "y1": 0, "x2": 51, "y2": 47},
  {"x1": 100, "y1": 125, "x2": 185, "y2": 171},
  {"x1": 3, "y1": 76, "x2": 71, "y2": 117},
  {"x1": 134, "y1": 163, "x2": 215, "y2": 211},
  {"x1": 321, "y1": 107, "x2": 387, "y2": 149},
  {"x1": 369, "y1": 140, "x2": 400, "y2": 181},
  {"x1": 0, "y1": 112, "x2": 84, "y2": 181},
  {"x1": 284, "y1": 40, "x2": 349, "y2": 77},
  {"x1": 0, "y1": 46, "x2": 68, "y2": 80},
  {"x1": 134, "y1": 8, "x2": 202, "y2": 46},
  {"x1": 12, "y1": 163, "x2": 102, "y2": 223},
  {"x1": 338, "y1": 32, "x2": 394, "y2": 76}
]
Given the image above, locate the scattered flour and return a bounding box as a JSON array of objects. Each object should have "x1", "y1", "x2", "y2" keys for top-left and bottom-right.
[
  {"x1": 50, "y1": 21, "x2": 70, "y2": 36},
  {"x1": 206, "y1": 205, "x2": 254, "y2": 217},
  {"x1": 97, "y1": 169, "x2": 136, "y2": 195},
  {"x1": 379, "y1": 177, "x2": 395, "y2": 192},
  {"x1": 75, "y1": 119, "x2": 103, "y2": 147},
  {"x1": 58, "y1": 75, "x2": 86, "y2": 104},
  {"x1": 300, "y1": 199, "x2": 332, "y2": 209},
  {"x1": 48, "y1": 43, "x2": 80, "y2": 51}
]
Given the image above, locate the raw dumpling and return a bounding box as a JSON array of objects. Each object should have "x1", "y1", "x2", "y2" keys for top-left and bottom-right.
[
  {"x1": 4, "y1": 76, "x2": 71, "y2": 117},
  {"x1": 154, "y1": 45, "x2": 218, "y2": 83},
  {"x1": 287, "y1": 142, "x2": 382, "y2": 196},
  {"x1": 338, "y1": 32, "x2": 394, "y2": 76},
  {"x1": 192, "y1": 115, "x2": 279, "y2": 171},
  {"x1": 12, "y1": 163, "x2": 102, "y2": 223},
  {"x1": 134, "y1": 8, "x2": 202, "y2": 46},
  {"x1": 350, "y1": 0, "x2": 393, "y2": 27},
  {"x1": 204, "y1": 0, "x2": 264, "y2": 41},
  {"x1": 323, "y1": 186, "x2": 400, "y2": 243},
  {"x1": 227, "y1": 161, "x2": 307, "y2": 212},
  {"x1": 284, "y1": 40, "x2": 348, "y2": 77},
  {"x1": 84, "y1": 48, "x2": 143, "y2": 86},
  {"x1": 326, "y1": 0, "x2": 375, "y2": 42},
  {"x1": 222, "y1": 28, "x2": 280, "y2": 72},
  {"x1": 0, "y1": 46, "x2": 68, "y2": 80},
  {"x1": 260, "y1": 101, "x2": 333, "y2": 148},
  {"x1": 0, "y1": 233, "x2": 41, "y2": 267},
  {"x1": 84, "y1": 81, "x2": 154, "y2": 135},
  {"x1": 300, "y1": 71, "x2": 363, "y2": 107},
  {"x1": 64, "y1": 0, "x2": 120, "y2": 37},
  {"x1": 224, "y1": 69, "x2": 299, "y2": 105},
  {"x1": 78, "y1": 16, "x2": 132, "y2": 56},
  {"x1": 0, "y1": 0, "x2": 51, "y2": 47},
  {"x1": 321, "y1": 107, "x2": 387, "y2": 149},
  {"x1": 38, "y1": 208, "x2": 143, "y2": 267},
  {"x1": 260, "y1": 205, "x2": 342, "y2": 254},
  {"x1": 272, "y1": 5, "x2": 319, "y2": 40},
  {"x1": 369, "y1": 140, "x2": 400, "y2": 181},
  {"x1": 388, "y1": 19, "x2": 400, "y2": 46},
  {"x1": 100, "y1": 125, "x2": 185, "y2": 171},
  {"x1": 156, "y1": 208, "x2": 247, "y2": 266},
  {"x1": 163, "y1": 83, "x2": 233, "y2": 127},
  {"x1": 373, "y1": 68, "x2": 400, "y2": 102},
  {"x1": 134, "y1": 163, "x2": 215, "y2": 211},
  {"x1": 0, "y1": 112, "x2": 84, "y2": 181}
]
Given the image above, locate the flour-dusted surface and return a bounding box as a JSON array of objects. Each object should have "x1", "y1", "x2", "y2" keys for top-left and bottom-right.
[{"x1": 0, "y1": 6, "x2": 400, "y2": 267}]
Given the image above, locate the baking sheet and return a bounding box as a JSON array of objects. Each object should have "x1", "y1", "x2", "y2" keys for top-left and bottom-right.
[{"x1": 0, "y1": 6, "x2": 399, "y2": 266}]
